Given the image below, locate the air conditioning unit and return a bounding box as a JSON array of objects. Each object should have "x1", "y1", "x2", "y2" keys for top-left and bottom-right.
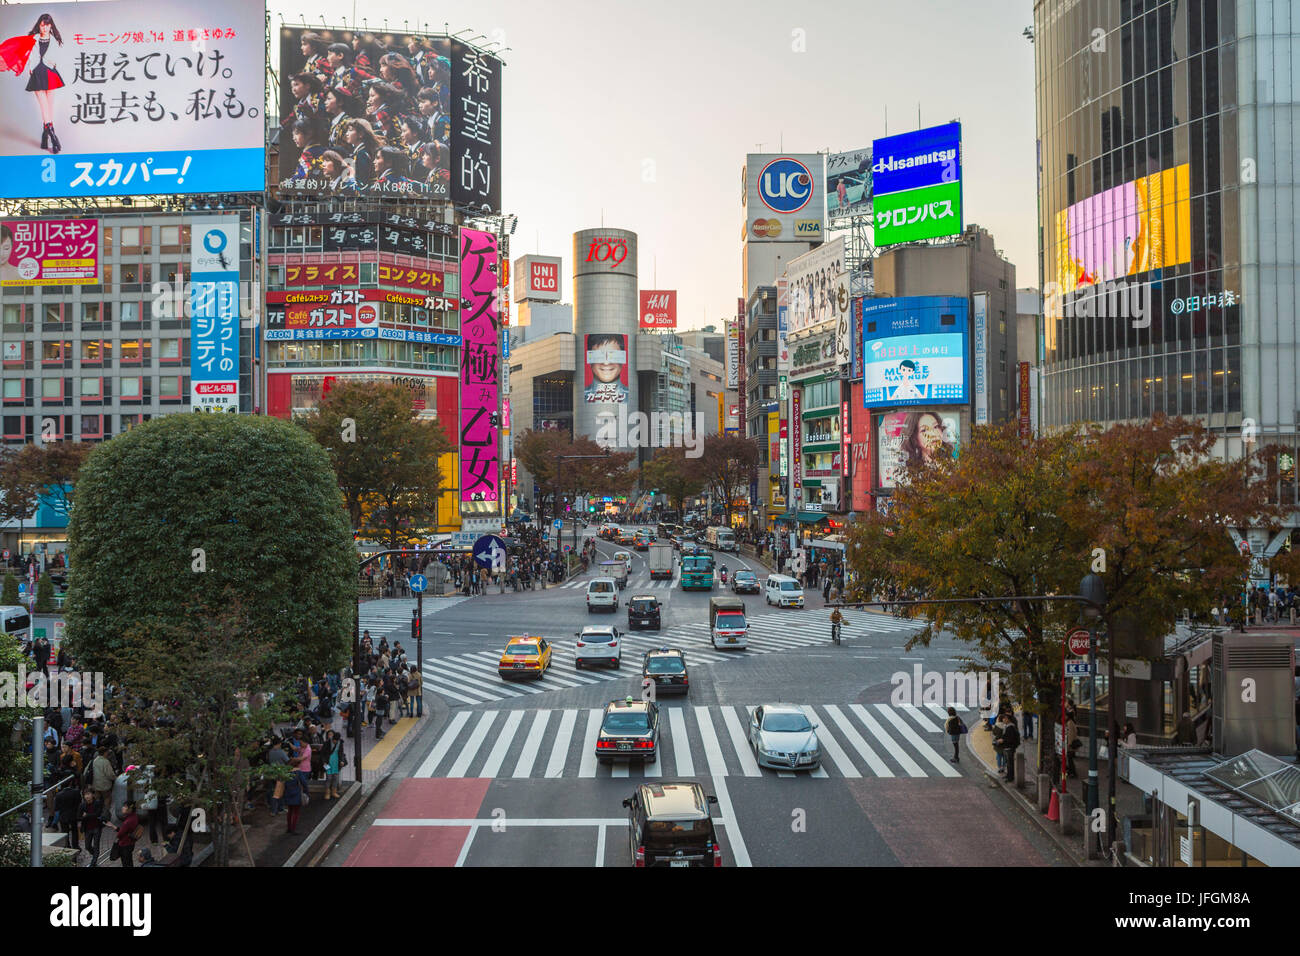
[{"x1": 1211, "y1": 634, "x2": 1296, "y2": 758}]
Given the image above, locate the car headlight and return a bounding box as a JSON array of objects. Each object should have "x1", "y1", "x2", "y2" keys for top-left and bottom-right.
[{"x1": 757, "y1": 747, "x2": 777, "y2": 757}]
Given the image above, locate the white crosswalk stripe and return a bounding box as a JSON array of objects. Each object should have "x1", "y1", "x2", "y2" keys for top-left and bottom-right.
[
  {"x1": 359, "y1": 597, "x2": 470, "y2": 638},
  {"x1": 415, "y1": 703, "x2": 964, "y2": 780}
]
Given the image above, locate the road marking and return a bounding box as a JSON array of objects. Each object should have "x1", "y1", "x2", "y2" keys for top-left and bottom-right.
[
  {"x1": 898, "y1": 704, "x2": 943, "y2": 732},
  {"x1": 899, "y1": 656, "x2": 926, "y2": 661},
  {"x1": 693, "y1": 706, "x2": 729, "y2": 776},
  {"x1": 821, "y1": 704, "x2": 895, "y2": 776},
  {"x1": 577, "y1": 708, "x2": 603, "y2": 778},
  {"x1": 479, "y1": 709, "x2": 524, "y2": 778},
  {"x1": 802, "y1": 705, "x2": 860, "y2": 778},
  {"x1": 414, "y1": 710, "x2": 471, "y2": 777},
  {"x1": 377, "y1": 817, "x2": 628, "y2": 826},
  {"x1": 669, "y1": 708, "x2": 694, "y2": 777},
  {"x1": 544, "y1": 709, "x2": 578, "y2": 778},
  {"x1": 512, "y1": 710, "x2": 551, "y2": 778},
  {"x1": 870, "y1": 704, "x2": 962, "y2": 777},
  {"x1": 454, "y1": 824, "x2": 479, "y2": 867},
  {"x1": 595, "y1": 824, "x2": 606, "y2": 867},
  {"x1": 447, "y1": 711, "x2": 498, "y2": 777},
  {"x1": 421, "y1": 680, "x2": 485, "y2": 705},
  {"x1": 711, "y1": 775, "x2": 750, "y2": 867},
  {"x1": 720, "y1": 707, "x2": 762, "y2": 776},
  {"x1": 429, "y1": 660, "x2": 529, "y2": 696}
]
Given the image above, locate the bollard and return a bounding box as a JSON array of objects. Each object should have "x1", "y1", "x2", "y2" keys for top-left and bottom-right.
[
  {"x1": 1014, "y1": 750, "x2": 1027, "y2": 789},
  {"x1": 1037, "y1": 773, "x2": 1052, "y2": 812},
  {"x1": 1084, "y1": 822, "x2": 1100, "y2": 859},
  {"x1": 1059, "y1": 791, "x2": 1078, "y2": 836}
]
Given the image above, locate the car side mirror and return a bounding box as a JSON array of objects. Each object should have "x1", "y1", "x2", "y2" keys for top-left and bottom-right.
[
  {"x1": 812, "y1": 722, "x2": 820, "y2": 729},
  {"x1": 707, "y1": 795, "x2": 718, "y2": 805}
]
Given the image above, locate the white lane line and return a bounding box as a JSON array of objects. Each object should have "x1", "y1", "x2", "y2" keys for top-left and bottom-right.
[
  {"x1": 669, "y1": 708, "x2": 694, "y2": 777},
  {"x1": 611, "y1": 761, "x2": 629, "y2": 778},
  {"x1": 415, "y1": 710, "x2": 472, "y2": 777},
  {"x1": 693, "y1": 706, "x2": 729, "y2": 777},
  {"x1": 429, "y1": 660, "x2": 529, "y2": 696},
  {"x1": 803, "y1": 705, "x2": 861, "y2": 778},
  {"x1": 421, "y1": 681, "x2": 490, "y2": 705},
  {"x1": 512, "y1": 710, "x2": 551, "y2": 778},
  {"x1": 711, "y1": 775, "x2": 750, "y2": 867},
  {"x1": 595, "y1": 824, "x2": 606, "y2": 868},
  {"x1": 375, "y1": 817, "x2": 629, "y2": 826},
  {"x1": 544, "y1": 709, "x2": 579, "y2": 778},
  {"x1": 447, "y1": 711, "x2": 498, "y2": 778},
  {"x1": 870, "y1": 704, "x2": 961, "y2": 777},
  {"x1": 479, "y1": 709, "x2": 524, "y2": 778},
  {"x1": 720, "y1": 707, "x2": 762, "y2": 777},
  {"x1": 821, "y1": 704, "x2": 895, "y2": 777},
  {"x1": 899, "y1": 704, "x2": 943, "y2": 732},
  {"x1": 454, "y1": 824, "x2": 479, "y2": 867},
  {"x1": 577, "y1": 708, "x2": 603, "y2": 778}
]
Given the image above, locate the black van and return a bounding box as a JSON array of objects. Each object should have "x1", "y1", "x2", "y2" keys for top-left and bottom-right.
[{"x1": 623, "y1": 782, "x2": 721, "y2": 867}]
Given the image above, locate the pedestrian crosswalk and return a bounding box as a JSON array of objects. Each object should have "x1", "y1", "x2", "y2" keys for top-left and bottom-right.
[
  {"x1": 559, "y1": 573, "x2": 680, "y2": 590},
  {"x1": 415, "y1": 702, "x2": 972, "y2": 780},
  {"x1": 360, "y1": 597, "x2": 469, "y2": 639}
]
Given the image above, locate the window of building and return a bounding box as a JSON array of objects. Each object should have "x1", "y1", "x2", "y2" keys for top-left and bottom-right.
[
  {"x1": 42, "y1": 304, "x2": 63, "y2": 327},
  {"x1": 41, "y1": 377, "x2": 64, "y2": 399},
  {"x1": 80, "y1": 414, "x2": 103, "y2": 437},
  {"x1": 1000, "y1": 349, "x2": 1007, "y2": 374},
  {"x1": 120, "y1": 340, "x2": 142, "y2": 363},
  {"x1": 159, "y1": 375, "x2": 182, "y2": 398},
  {"x1": 2, "y1": 304, "x2": 22, "y2": 327},
  {"x1": 80, "y1": 377, "x2": 102, "y2": 398},
  {"x1": 159, "y1": 338, "x2": 181, "y2": 361},
  {"x1": 120, "y1": 376, "x2": 142, "y2": 398},
  {"x1": 82, "y1": 340, "x2": 103, "y2": 364},
  {"x1": 120, "y1": 414, "x2": 150, "y2": 431},
  {"x1": 119, "y1": 226, "x2": 140, "y2": 248},
  {"x1": 3, "y1": 415, "x2": 29, "y2": 439},
  {"x1": 42, "y1": 340, "x2": 65, "y2": 362},
  {"x1": 3, "y1": 379, "x2": 22, "y2": 399},
  {"x1": 360, "y1": 262, "x2": 378, "y2": 284},
  {"x1": 160, "y1": 225, "x2": 182, "y2": 252}
]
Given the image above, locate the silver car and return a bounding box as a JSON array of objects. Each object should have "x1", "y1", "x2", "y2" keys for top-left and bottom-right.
[{"x1": 748, "y1": 704, "x2": 822, "y2": 771}]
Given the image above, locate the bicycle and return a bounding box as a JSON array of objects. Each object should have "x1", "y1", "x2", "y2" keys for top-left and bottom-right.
[{"x1": 831, "y1": 621, "x2": 841, "y2": 645}]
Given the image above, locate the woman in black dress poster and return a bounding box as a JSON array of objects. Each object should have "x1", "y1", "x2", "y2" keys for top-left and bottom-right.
[{"x1": 0, "y1": 14, "x2": 65, "y2": 153}]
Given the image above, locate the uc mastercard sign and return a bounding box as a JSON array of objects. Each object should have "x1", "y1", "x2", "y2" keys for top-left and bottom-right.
[
  {"x1": 744, "y1": 153, "x2": 824, "y2": 243},
  {"x1": 757, "y1": 157, "x2": 814, "y2": 213}
]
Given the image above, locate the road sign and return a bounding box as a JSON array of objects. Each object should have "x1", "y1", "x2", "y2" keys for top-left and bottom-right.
[
  {"x1": 1067, "y1": 628, "x2": 1091, "y2": 657},
  {"x1": 553, "y1": 519, "x2": 563, "y2": 530},
  {"x1": 472, "y1": 534, "x2": 508, "y2": 571},
  {"x1": 408, "y1": 574, "x2": 428, "y2": 593},
  {"x1": 17, "y1": 582, "x2": 26, "y2": 595},
  {"x1": 1064, "y1": 660, "x2": 1092, "y2": 677}
]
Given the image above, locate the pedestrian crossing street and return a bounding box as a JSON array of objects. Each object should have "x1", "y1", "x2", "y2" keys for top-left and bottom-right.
[
  {"x1": 415, "y1": 702, "x2": 972, "y2": 780},
  {"x1": 359, "y1": 597, "x2": 470, "y2": 639},
  {"x1": 419, "y1": 609, "x2": 931, "y2": 704}
]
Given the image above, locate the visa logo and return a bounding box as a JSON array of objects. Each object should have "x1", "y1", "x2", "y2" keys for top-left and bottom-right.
[{"x1": 795, "y1": 219, "x2": 822, "y2": 235}]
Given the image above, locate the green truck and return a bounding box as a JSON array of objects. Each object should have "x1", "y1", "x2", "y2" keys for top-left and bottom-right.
[{"x1": 679, "y1": 552, "x2": 715, "y2": 590}]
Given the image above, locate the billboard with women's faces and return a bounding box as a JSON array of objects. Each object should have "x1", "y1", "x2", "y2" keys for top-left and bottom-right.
[{"x1": 875, "y1": 408, "x2": 965, "y2": 490}]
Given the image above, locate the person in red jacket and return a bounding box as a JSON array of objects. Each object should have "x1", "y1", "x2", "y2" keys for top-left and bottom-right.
[{"x1": 0, "y1": 13, "x2": 66, "y2": 153}]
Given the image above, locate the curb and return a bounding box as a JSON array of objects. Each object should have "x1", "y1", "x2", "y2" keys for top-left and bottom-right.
[{"x1": 284, "y1": 774, "x2": 390, "y2": 868}]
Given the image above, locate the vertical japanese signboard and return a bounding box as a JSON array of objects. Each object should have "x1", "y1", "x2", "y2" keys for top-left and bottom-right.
[
  {"x1": 841, "y1": 400, "x2": 851, "y2": 482},
  {"x1": 450, "y1": 40, "x2": 502, "y2": 213},
  {"x1": 0, "y1": 219, "x2": 98, "y2": 285},
  {"x1": 1018, "y1": 362, "x2": 1033, "y2": 439},
  {"x1": 791, "y1": 386, "x2": 802, "y2": 506},
  {"x1": 458, "y1": 227, "x2": 500, "y2": 511},
  {"x1": 973, "y1": 292, "x2": 989, "y2": 425},
  {"x1": 188, "y1": 217, "x2": 240, "y2": 412},
  {"x1": 736, "y1": 297, "x2": 746, "y2": 434}
]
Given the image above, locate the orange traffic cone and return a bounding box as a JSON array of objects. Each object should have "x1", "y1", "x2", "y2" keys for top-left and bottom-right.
[{"x1": 1046, "y1": 787, "x2": 1060, "y2": 821}]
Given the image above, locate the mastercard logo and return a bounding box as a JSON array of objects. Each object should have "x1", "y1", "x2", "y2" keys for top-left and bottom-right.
[{"x1": 751, "y1": 218, "x2": 783, "y2": 238}]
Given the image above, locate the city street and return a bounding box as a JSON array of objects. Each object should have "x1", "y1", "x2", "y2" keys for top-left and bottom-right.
[{"x1": 334, "y1": 527, "x2": 1069, "y2": 867}]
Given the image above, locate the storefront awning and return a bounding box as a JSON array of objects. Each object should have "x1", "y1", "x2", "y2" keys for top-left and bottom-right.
[{"x1": 775, "y1": 511, "x2": 828, "y2": 524}]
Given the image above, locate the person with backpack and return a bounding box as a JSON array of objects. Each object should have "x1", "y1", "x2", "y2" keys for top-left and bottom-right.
[
  {"x1": 996, "y1": 712, "x2": 1021, "y2": 782},
  {"x1": 944, "y1": 706, "x2": 965, "y2": 763}
]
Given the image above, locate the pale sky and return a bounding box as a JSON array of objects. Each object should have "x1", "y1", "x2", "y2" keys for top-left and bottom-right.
[{"x1": 270, "y1": 0, "x2": 1039, "y2": 329}]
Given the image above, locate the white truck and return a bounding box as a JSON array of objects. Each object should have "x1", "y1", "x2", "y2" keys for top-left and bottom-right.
[{"x1": 648, "y1": 543, "x2": 675, "y2": 580}]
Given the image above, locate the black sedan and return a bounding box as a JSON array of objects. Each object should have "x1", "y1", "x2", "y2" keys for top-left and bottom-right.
[
  {"x1": 731, "y1": 570, "x2": 760, "y2": 594},
  {"x1": 627, "y1": 594, "x2": 661, "y2": 630},
  {"x1": 596, "y1": 698, "x2": 660, "y2": 763},
  {"x1": 642, "y1": 648, "x2": 689, "y2": 696}
]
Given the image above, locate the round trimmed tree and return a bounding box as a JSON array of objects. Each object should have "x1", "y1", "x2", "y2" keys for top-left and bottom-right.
[{"x1": 64, "y1": 414, "x2": 356, "y2": 678}]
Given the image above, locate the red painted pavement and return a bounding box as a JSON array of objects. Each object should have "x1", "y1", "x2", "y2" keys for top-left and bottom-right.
[
  {"x1": 849, "y1": 780, "x2": 1051, "y2": 866},
  {"x1": 344, "y1": 778, "x2": 492, "y2": 867}
]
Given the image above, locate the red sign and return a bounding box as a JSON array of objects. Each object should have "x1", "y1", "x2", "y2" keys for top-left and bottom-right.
[
  {"x1": 268, "y1": 289, "x2": 450, "y2": 309},
  {"x1": 1067, "y1": 628, "x2": 1091, "y2": 657},
  {"x1": 841, "y1": 400, "x2": 851, "y2": 481},
  {"x1": 195, "y1": 383, "x2": 237, "y2": 395},
  {"x1": 639, "y1": 290, "x2": 677, "y2": 329},
  {"x1": 283, "y1": 263, "x2": 360, "y2": 287},
  {"x1": 530, "y1": 260, "x2": 559, "y2": 294},
  {"x1": 585, "y1": 236, "x2": 629, "y2": 268},
  {"x1": 285, "y1": 301, "x2": 380, "y2": 329},
  {"x1": 377, "y1": 262, "x2": 445, "y2": 293}
]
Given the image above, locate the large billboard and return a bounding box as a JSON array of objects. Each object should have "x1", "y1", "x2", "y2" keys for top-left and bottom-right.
[
  {"x1": 875, "y1": 408, "x2": 964, "y2": 490},
  {"x1": 276, "y1": 28, "x2": 501, "y2": 209},
  {"x1": 459, "y1": 228, "x2": 501, "y2": 511},
  {"x1": 827, "y1": 148, "x2": 872, "y2": 220},
  {"x1": 639, "y1": 290, "x2": 676, "y2": 330},
  {"x1": 0, "y1": 0, "x2": 265, "y2": 198},
  {"x1": 1, "y1": 218, "x2": 98, "y2": 285},
  {"x1": 189, "y1": 217, "x2": 240, "y2": 413},
  {"x1": 1052, "y1": 163, "x2": 1190, "y2": 294},
  {"x1": 786, "y1": 236, "x2": 849, "y2": 336},
  {"x1": 726, "y1": 320, "x2": 740, "y2": 388},
  {"x1": 744, "y1": 153, "x2": 825, "y2": 243},
  {"x1": 583, "y1": 333, "x2": 629, "y2": 404},
  {"x1": 871, "y1": 122, "x2": 962, "y2": 245},
  {"x1": 862, "y1": 296, "x2": 969, "y2": 408},
  {"x1": 513, "y1": 254, "x2": 561, "y2": 302}
]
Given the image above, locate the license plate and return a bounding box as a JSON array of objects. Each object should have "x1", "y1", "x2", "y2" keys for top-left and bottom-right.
[
  {"x1": 617, "y1": 742, "x2": 632, "y2": 751},
  {"x1": 727, "y1": 637, "x2": 737, "y2": 643},
  {"x1": 513, "y1": 663, "x2": 527, "y2": 669},
  {"x1": 639, "y1": 619, "x2": 650, "y2": 624},
  {"x1": 669, "y1": 860, "x2": 689, "y2": 868}
]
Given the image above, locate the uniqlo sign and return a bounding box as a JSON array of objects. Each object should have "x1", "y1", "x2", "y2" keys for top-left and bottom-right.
[
  {"x1": 514, "y1": 255, "x2": 562, "y2": 302},
  {"x1": 531, "y1": 261, "x2": 558, "y2": 293},
  {"x1": 639, "y1": 290, "x2": 677, "y2": 330}
]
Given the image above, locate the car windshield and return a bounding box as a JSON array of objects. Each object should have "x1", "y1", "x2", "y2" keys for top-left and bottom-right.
[
  {"x1": 647, "y1": 658, "x2": 684, "y2": 674},
  {"x1": 590, "y1": 582, "x2": 614, "y2": 593},
  {"x1": 646, "y1": 820, "x2": 710, "y2": 838},
  {"x1": 715, "y1": 612, "x2": 746, "y2": 629},
  {"x1": 764, "y1": 712, "x2": 812, "y2": 733},
  {"x1": 583, "y1": 632, "x2": 614, "y2": 644},
  {"x1": 630, "y1": 601, "x2": 657, "y2": 612},
  {"x1": 506, "y1": 645, "x2": 539, "y2": 657},
  {"x1": 781, "y1": 581, "x2": 799, "y2": 591},
  {"x1": 603, "y1": 713, "x2": 649, "y2": 733},
  {"x1": 737, "y1": 571, "x2": 756, "y2": 580}
]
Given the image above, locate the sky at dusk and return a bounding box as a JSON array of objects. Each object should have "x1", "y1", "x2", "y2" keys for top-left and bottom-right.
[{"x1": 270, "y1": 0, "x2": 1040, "y2": 329}]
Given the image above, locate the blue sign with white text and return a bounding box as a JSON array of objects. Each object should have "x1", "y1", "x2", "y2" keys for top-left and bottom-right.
[
  {"x1": 871, "y1": 122, "x2": 962, "y2": 197},
  {"x1": 861, "y1": 296, "x2": 969, "y2": 408}
]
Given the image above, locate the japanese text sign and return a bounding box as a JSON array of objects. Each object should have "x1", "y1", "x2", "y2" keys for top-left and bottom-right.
[
  {"x1": 188, "y1": 216, "x2": 240, "y2": 412},
  {"x1": 0, "y1": 218, "x2": 98, "y2": 285},
  {"x1": 458, "y1": 227, "x2": 500, "y2": 510}
]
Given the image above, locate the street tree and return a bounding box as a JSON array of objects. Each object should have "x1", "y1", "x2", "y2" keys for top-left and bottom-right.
[
  {"x1": 0, "y1": 634, "x2": 38, "y2": 862},
  {"x1": 0, "y1": 447, "x2": 38, "y2": 546},
  {"x1": 9, "y1": 441, "x2": 92, "y2": 522},
  {"x1": 300, "y1": 381, "x2": 453, "y2": 549},
  {"x1": 63, "y1": 414, "x2": 356, "y2": 681},
  {"x1": 514, "y1": 428, "x2": 570, "y2": 529},
  {"x1": 640, "y1": 446, "x2": 705, "y2": 519},
  {"x1": 697, "y1": 434, "x2": 759, "y2": 526}
]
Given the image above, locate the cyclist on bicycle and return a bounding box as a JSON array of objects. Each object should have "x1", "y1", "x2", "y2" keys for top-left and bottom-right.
[{"x1": 829, "y1": 607, "x2": 843, "y2": 644}]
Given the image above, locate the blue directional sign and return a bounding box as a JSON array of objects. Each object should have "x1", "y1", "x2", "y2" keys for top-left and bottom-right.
[
  {"x1": 1064, "y1": 660, "x2": 1093, "y2": 677},
  {"x1": 472, "y1": 534, "x2": 508, "y2": 570},
  {"x1": 553, "y1": 519, "x2": 563, "y2": 530},
  {"x1": 408, "y1": 574, "x2": 428, "y2": 593}
]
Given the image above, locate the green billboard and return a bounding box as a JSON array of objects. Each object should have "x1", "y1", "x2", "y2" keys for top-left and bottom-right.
[{"x1": 871, "y1": 180, "x2": 963, "y2": 245}]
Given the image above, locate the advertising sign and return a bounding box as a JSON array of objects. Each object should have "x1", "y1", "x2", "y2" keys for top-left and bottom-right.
[
  {"x1": 459, "y1": 227, "x2": 500, "y2": 510},
  {"x1": 639, "y1": 289, "x2": 676, "y2": 330},
  {"x1": 736, "y1": 297, "x2": 746, "y2": 431},
  {"x1": 726, "y1": 321, "x2": 739, "y2": 388},
  {"x1": 841, "y1": 401, "x2": 851, "y2": 481},
  {"x1": 786, "y1": 237, "x2": 848, "y2": 336},
  {"x1": 862, "y1": 296, "x2": 969, "y2": 407},
  {"x1": 744, "y1": 153, "x2": 825, "y2": 243},
  {"x1": 189, "y1": 217, "x2": 240, "y2": 412},
  {"x1": 513, "y1": 254, "x2": 561, "y2": 302},
  {"x1": 875, "y1": 409, "x2": 963, "y2": 490},
  {"x1": 973, "y1": 292, "x2": 989, "y2": 425},
  {"x1": 0, "y1": 218, "x2": 97, "y2": 285},
  {"x1": 449, "y1": 39, "x2": 503, "y2": 213},
  {"x1": 851, "y1": 296, "x2": 864, "y2": 380},
  {"x1": 850, "y1": 381, "x2": 872, "y2": 511},
  {"x1": 871, "y1": 122, "x2": 962, "y2": 245},
  {"x1": 827, "y1": 147, "x2": 872, "y2": 220},
  {"x1": 583, "y1": 333, "x2": 629, "y2": 404},
  {"x1": 0, "y1": 0, "x2": 265, "y2": 198},
  {"x1": 791, "y1": 387, "x2": 802, "y2": 505},
  {"x1": 789, "y1": 326, "x2": 838, "y2": 379}
]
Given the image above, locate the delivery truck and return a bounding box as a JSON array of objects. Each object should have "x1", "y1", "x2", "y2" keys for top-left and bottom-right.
[{"x1": 648, "y1": 543, "x2": 674, "y2": 580}]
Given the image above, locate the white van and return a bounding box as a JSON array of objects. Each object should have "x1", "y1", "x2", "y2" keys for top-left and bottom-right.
[
  {"x1": 586, "y1": 577, "x2": 619, "y2": 613},
  {"x1": 0, "y1": 605, "x2": 31, "y2": 642},
  {"x1": 764, "y1": 575, "x2": 805, "y2": 609}
]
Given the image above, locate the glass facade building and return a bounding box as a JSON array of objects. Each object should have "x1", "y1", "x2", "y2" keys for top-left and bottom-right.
[{"x1": 1035, "y1": 0, "x2": 1299, "y2": 500}]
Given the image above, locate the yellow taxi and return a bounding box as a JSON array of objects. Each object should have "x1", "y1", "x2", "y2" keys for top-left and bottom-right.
[{"x1": 497, "y1": 635, "x2": 553, "y2": 680}]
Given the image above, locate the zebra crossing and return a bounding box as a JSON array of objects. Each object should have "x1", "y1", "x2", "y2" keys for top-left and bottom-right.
[
  {"x1": 418, "y1": 609, "x2": 931, "y2": 704},
  {"x1": 559, "y1": 573, "x2": 680, "y2": 590},
  {"x1": 415, "y1": 702, "x2": 972, "y2": 780},
  {"x1": 359, "y1": 597, "x2": 469, "y2": 639}
]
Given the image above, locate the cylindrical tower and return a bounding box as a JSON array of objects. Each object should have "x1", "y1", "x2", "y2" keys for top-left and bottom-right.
[{"x1": 572, "y1": 227, "x2": 639, "y2": 440}]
